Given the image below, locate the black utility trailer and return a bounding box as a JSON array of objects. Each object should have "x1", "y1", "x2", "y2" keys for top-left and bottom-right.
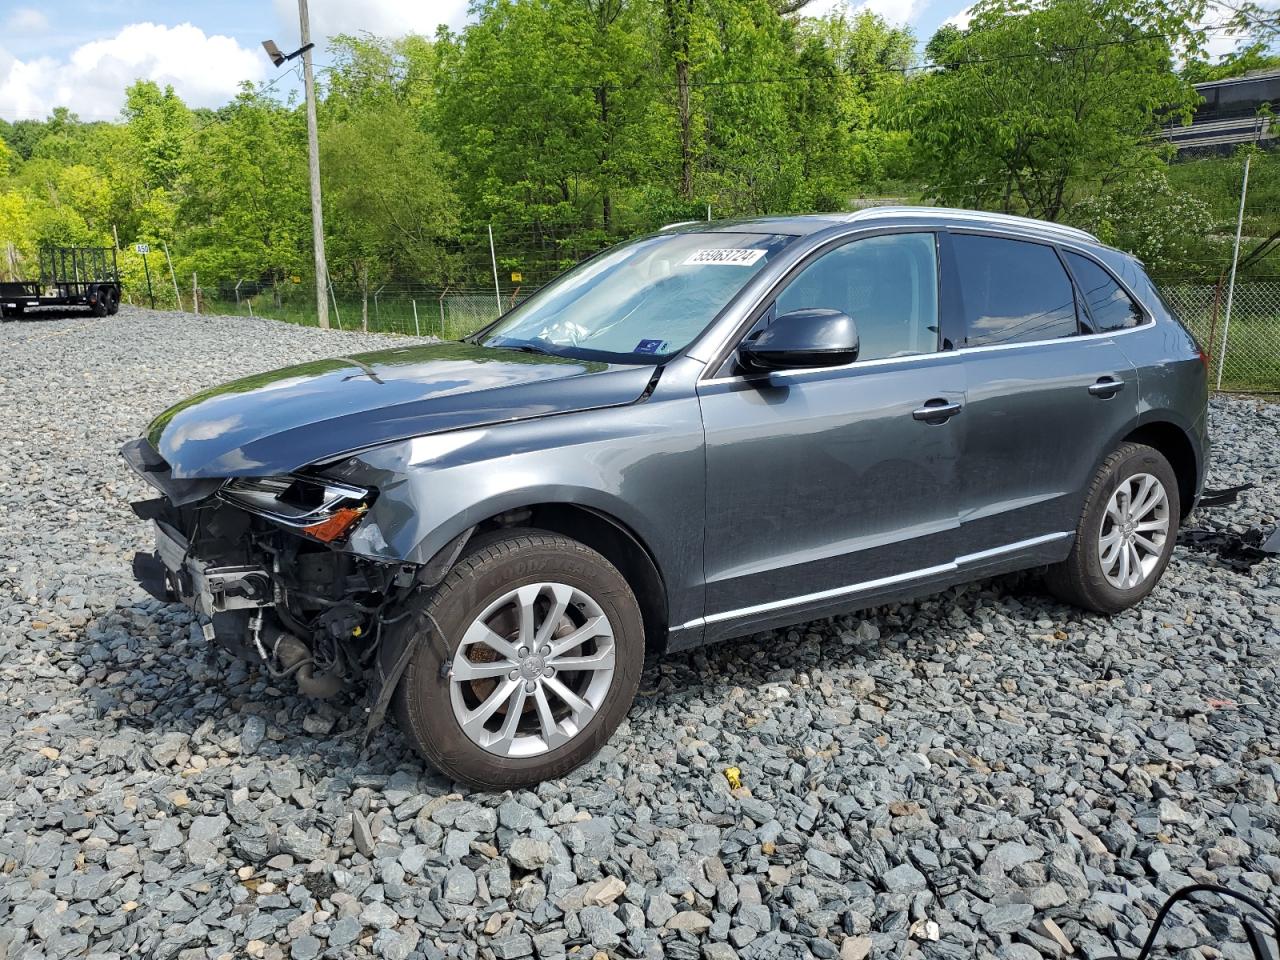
[{"x1": 0, "y1": 245, "x2": 122, "y2": 319}]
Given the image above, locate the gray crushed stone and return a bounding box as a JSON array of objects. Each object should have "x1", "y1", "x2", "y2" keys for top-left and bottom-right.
[{"x1": 0, "y1": 307, "x2": 1277, "y2": 959}]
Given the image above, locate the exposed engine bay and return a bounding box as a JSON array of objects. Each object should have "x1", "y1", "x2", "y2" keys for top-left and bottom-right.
[
  {"x1": 122, "y1": 436, "x2": 443, "y2": 721},
  {"x1": 132, "y1": 491, "x2": 419, "y2": 700}
]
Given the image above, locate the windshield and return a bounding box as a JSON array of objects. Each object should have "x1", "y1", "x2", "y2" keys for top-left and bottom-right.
[{"x1": 477, "y1": 231, "x2": 794, "y2": 362}]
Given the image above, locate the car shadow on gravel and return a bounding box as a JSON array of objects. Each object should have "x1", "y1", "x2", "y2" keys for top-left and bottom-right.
[{"x1": 81, "y1": 569, "x2": 1067, "y2": 795}]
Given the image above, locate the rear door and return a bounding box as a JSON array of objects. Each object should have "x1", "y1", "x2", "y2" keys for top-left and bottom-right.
[{"x1": 944, "y1": 231, "x2": 1139, "y2": 559}]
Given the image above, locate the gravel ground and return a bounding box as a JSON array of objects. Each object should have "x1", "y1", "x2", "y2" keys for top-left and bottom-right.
[{"x1": 1, "y1": 306, "x2": 1278, "y2": 960}]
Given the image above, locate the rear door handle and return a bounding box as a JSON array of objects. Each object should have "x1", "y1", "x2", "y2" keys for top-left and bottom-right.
[
  {"x1": 1088, "y1": 377, "x2": 1125, "y2": 398},
  {"x1": 912, "y1": 399, "x2": 963, "y2": 423}
]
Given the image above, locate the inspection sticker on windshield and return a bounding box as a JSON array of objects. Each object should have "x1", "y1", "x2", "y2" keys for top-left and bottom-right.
[
  {"x1": 683, "y1": 248, "x2": 767, "y2": 266},
  {"x1": 634, "y1": 339, "x2": 668, "y2": 354}
]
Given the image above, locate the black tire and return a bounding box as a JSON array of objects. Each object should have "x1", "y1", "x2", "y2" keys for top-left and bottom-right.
[
  {"x1": 91, "y1": 290, "x2": 108, "y2": 317},
  {"x1": 106, "y1": 287, "x2": 120, "y2": 315},
  {"x1": 1045, "y1": 442, "x2": 1180, "y2": 614},
  {"x1": 390, "y1": 530, "x2": 645, "y2": 790}
]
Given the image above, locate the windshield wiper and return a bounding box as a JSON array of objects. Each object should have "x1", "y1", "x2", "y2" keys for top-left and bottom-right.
[{"x1": 488, "y1": 338, "x2": 561, "y2": 357}]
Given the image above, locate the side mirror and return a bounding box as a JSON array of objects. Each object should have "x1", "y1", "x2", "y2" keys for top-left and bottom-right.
[{"x1": 739, "y1": 308, "x2": 860, "y2": 372}]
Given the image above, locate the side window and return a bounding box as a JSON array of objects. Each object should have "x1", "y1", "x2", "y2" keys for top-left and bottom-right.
[
  {"x1": 773, "y1": 233, "x2": 938, "y2": 361},
  {"x1": 951, "y1": 235, "x2": 1078, "y2": 347},
  {"x1": 1065, "y1": 251, "x2": 1144, "y2": 333}
]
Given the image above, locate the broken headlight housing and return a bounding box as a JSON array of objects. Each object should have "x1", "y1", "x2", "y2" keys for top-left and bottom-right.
[{"x1": 219, "y1": 475, "x2": 372, "y2": 544}]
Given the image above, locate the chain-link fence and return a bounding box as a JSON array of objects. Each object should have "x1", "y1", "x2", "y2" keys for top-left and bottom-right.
[
  {"x1": 197, "y1": 282, "x2": 526, "y2": 341},
  {"x1": 1162, "y1": 280, "x2": 1280, "y2": 393},
  {"x1": 193, "y1": 275, "x2": 1279, "y2": 393}
]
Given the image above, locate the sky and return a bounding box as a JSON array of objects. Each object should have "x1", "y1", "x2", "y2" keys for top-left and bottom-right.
[{"x1": 0, "y1": 0, "x2": 1254, "y2": 123}]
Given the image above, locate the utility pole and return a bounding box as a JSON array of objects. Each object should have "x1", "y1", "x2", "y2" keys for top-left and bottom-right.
[{"x1": 298, "y1": 0, "x2": 330, "y2": 329}]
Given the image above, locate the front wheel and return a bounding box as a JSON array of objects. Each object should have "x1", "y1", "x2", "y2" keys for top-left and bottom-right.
[
  {"x1": 1046, "y1": 442, "x2": 1180, "y2": 614},
  {"x1": 390, "y1": 531, "x2": 644, "y2": 789}
]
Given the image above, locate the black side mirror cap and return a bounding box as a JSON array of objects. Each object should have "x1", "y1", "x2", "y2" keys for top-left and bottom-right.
[{"x1": 739, "y1": 308, "x2": 860, "y2": 372}]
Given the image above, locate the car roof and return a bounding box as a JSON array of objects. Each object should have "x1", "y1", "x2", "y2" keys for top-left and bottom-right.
[{"x1": 665, "y1": 206, "x2": 1106, "y2": 249}]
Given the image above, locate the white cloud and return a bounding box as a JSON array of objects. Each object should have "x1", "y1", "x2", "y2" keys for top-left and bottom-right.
[
  {"x1": 4, "y1": 7, "x2": 49, "y2": 33},
  {"x1": 941, "y1": 5, "x2": 973, "y2": 29},
  {"x1": 0, "y1": 22, "x2": 266, "y2": 122},
  {"x1": 855, "y1": 0, "x2": 924, "y2": 24},
  {"x1": 789, "y1": 0, "x2": 924, "y2": 24},
  {"x1": 274, "y1": 0, "x2": 471, "y2": 45}
]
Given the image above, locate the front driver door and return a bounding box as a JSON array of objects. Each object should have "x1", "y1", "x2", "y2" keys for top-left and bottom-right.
[{"x1": 696, "y1": 231, "x2": 964, "y2": 639}]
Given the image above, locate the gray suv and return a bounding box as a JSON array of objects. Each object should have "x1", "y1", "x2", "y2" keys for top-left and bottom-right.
[{"x1": 124, "y1": 208, "x2": 1208, "y2": 788}]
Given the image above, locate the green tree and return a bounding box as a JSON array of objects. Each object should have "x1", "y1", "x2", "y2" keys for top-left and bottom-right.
[
  {"x1": 179, "y1": 85, "x2": 309, "y2": 291},
  {"x1": 320, "y1": 32, "x2": 461, "y2": 319},
  {"x1": 924, "y1": 23, "x2": 964, "y2": 67},
  {"x1": 891, "y1": 0, "x2": 1207, "y2": 220},
  {"x1": 1183, "y1": 41, "x2": 1280, "y2": 82},
  {"x1": 1070, "y1": 169, "x2": 1221, "y2": 277},
  {"x1": 121, "y1": 81, "x2": 192, "y2": 193},
  {"x1": 789, "y1": 11, "x2": 915, "y2": 208}
]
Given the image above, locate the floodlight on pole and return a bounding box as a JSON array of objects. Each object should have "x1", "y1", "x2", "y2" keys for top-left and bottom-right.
[{"x1": 260, "y1": 39, "x2": 313, "y2": 68}]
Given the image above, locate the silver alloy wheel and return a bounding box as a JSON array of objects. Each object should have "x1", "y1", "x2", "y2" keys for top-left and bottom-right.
[
  {"x1": 449, "y1": 582, "x2": 616, "y2": 758},
  {"x1": 1098, "y1": 472, "x2": 1171, "y2": 590}
]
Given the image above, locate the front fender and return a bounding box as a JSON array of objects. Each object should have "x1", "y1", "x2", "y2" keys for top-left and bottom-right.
[{"x1": 322, "y1": 396, "x2": 708, "y2": 627}]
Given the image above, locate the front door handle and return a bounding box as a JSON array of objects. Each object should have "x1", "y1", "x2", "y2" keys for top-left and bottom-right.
[
  {"x1": 912, "y1": 399, "x2": 963, "y2": 423},
  {"x1": 1088, "y1": 377, "x2": 1125, "y2": 398}
]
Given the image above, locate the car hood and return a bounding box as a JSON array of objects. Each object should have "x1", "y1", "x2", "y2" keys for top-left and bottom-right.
[{"x1": 147, "y1": 341, "x2": 655, "y2": 478}]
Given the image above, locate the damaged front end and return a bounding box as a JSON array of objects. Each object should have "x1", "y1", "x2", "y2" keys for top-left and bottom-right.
[{"x1": 122, "y1": 437, "x2": 425, "y2": 710}]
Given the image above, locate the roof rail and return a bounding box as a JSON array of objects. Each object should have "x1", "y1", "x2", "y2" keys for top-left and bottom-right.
[{"x1": 843, "y1": 206, "x2": 1100, "y2": 245}]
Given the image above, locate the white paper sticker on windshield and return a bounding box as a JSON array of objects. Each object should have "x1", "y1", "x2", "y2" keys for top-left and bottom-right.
[{"x1": 683, "y1": 248, "x2": 767, "y2": 266}]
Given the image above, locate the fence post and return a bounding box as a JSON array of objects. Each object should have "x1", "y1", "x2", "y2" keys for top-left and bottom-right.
[
  {"x1": 328, "y1": 281, "x2": 343, "y2": 330},
  {"x1": 192, "y1": 272, "x2": 198, "y2": 315},
  {"x1": 489, "y1": 225, "x2": 502, "y2": 314},
  {"x1": 439, "y1": 286, "x2": 449, "y2": 338},
  {"x1": 234, "y1": 278, "x2": 243, "y2": 307},
  {"x1": 1205, "y1": 277, "x2": 1222, "y2": 368},
  {"x1": 412, "y1": 299, "x2": 420, "y2": 337},
  {"x1": 1217, "y1": 151, "x2": 1251, "y2": 390},
  {"x1": 161, "y1": 240, "x2": 183, "y2": 311},
  {"x1": 248, "y1": 298, "x2": 253, "y2": 317}
]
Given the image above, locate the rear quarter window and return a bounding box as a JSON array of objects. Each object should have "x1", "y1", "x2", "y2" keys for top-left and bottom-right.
[
  {"x1": 951, "y1": 234, "x2": 1079, "y2": 347},
  {"x1": 1065, "y1": 252, "x2": 1143, "y2": 333}
]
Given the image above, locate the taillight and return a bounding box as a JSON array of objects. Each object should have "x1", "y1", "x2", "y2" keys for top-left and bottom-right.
[{"x1": 1197, "y1": 346, "x2": 1210, "y2": 373}]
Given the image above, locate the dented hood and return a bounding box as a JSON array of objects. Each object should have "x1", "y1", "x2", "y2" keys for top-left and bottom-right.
[{"x1": 147, "y1": 341, "x2": 655, "y2": 478}]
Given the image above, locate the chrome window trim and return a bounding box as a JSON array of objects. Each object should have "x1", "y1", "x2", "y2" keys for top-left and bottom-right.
[
  {"x1": 698, "y1": 320, "x2": 1149, "y2": 386},
  {"x1": 677, "y1": 531, "x2": 1069, "y2": 631},
  {"x1": 698, "y1": 225, "x2": 1155, "y2": 386}
]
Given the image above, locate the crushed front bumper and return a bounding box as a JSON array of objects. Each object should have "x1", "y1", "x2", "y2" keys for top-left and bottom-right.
[{"x1": 133, "y1": 516, "x2": 271, "y2": 617}]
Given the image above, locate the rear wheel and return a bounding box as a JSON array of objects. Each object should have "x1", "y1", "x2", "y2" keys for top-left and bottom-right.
[
  {"x1": 1046, "y1": 442, "x2": 1180, "y2": 613},
  {"x1": 106, "y1": 287, "x2": 120, "y2": 315},
  {"x1": 391, "y1": 531, "x2": 644, "y2": 789},
  {"x1": 91, "y1": 289, "x2": 108, "y2": 317}
]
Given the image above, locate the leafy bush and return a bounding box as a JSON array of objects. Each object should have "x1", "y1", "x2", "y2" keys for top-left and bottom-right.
[{"x1": 1070, "y1": 170, "x2": 1223, "y2": 278}]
